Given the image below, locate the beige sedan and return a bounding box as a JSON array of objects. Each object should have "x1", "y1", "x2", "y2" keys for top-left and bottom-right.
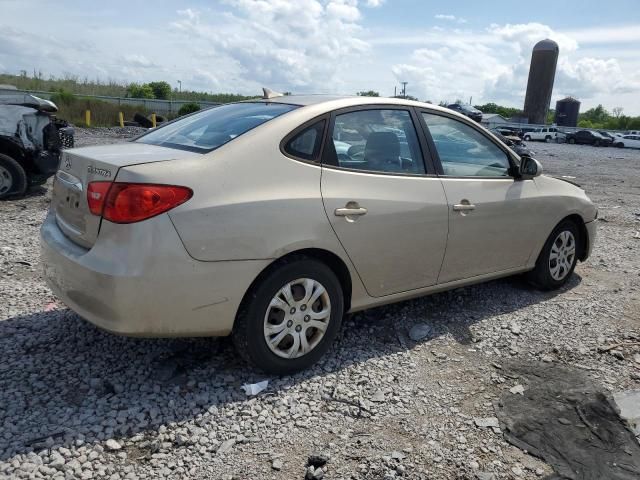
[{"x1": 41, "y1": 95, "x2": 597, "y2": 374}]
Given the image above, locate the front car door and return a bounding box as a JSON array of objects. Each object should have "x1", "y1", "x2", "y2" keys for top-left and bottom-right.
[
  {"x1": 577, "y1": 131, "x2": 590, "y2": 144},
  {"x1": 320, "y1": 106, "x2": 449, "y2": 297},
  {"x1": 418, "y1": 111, "x2": 540, "y2": 283}
]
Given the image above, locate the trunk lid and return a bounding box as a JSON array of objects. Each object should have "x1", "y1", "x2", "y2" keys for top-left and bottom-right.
[{"x1": 52, "y1": 143, "x2": 195, "y2": 248}]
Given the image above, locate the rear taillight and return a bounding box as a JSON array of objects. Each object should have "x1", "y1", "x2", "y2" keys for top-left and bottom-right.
[
  {"x1": 87, "y1": 182, "x2": 192, "y2": 223},
  {"x1": 87, "y1": 181, "x2": 111, "y2": 215}
]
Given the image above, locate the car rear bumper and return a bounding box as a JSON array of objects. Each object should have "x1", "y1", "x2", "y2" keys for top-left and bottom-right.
[{"x1": 40, "y1": 211, "x2": 270, "y2": 337}]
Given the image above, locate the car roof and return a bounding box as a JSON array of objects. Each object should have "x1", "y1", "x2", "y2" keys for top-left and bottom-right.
[
  {"x1": 257, "y1": 95, "x2": 351, "y2": 106},
  {"x1": 0, "y1": 92, "x2": 58, "y2": 112},
  {"x1": 251, "y1": 94, "x2": 455, "y2": 115}
]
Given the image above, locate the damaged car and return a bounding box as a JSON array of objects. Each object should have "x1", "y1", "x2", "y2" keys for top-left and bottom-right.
[{"x1": 0, "y1": 92, "x2": 74, "y2": 199}]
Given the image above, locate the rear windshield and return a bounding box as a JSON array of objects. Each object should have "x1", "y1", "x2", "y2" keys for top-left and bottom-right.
[{"x1": 137, "y1": 102, "x2": 298, "y2": 153}]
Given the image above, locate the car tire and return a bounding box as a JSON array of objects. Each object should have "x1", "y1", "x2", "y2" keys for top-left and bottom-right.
[
  {"x1": 545, "y1": 136, "x2": 552, "y2": 143},
  {"x1": 568, "y1": 138, "x2": 576, "y2": 144},
  {"x1": 233, "y1": 257, "x2": 344, "y2": 375},
  {"x1": 0, "y1": 153, "x2": 28, "y2": 200},
  {"x1": 524, "y1": 135, "x2": 531, "y2": 141},
  {"x1": 526, "y1": 220, "x2": 580, "y2": 291},
  {"x1": 594, "y1": 140, "x2": 601, "y2": 147},
  {"x1": 133, "y1": 113, "x2": 153, "y2": 128},
  {"x1": 616, "y1": 143, "x2": 624, "y2": 148}
]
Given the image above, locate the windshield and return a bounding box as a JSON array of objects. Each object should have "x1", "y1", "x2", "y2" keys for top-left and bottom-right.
[{"x1": 137, "y1": 102, "x2": 298, "y2": 153}]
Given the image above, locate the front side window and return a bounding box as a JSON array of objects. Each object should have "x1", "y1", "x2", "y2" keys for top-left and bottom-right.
[
  {"x1": 422, "y1": 113, "x2": 511, "y2": 177},
  {"x1": 330, "y1": 109, "x2": 425, "y2": 174},
  {"x1": 283, "y1": 120, "x2": 325, "y2": 161},
  {"x1": 137, "y1": 102, "x2": 298, "y2": 153}
]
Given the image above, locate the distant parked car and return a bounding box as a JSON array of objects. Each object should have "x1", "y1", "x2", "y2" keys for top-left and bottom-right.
[
  {"x1": 565, "y1": 130, "x2": 612, "y2": 147},
  {"x1": 625, "y1": 130, "x2": 640, "y2": 136},
  {"x1": 598, "y1": 131, "x2": 616, "y2": 143},
  {"x1": 523, "y1": 126, "x2": 565, "y2": 143},
  {"x1": 446, "y1": 103, "x2": 482, "y2": 122},
  {"x1": 613, "y1": 134, "x2": 640, "y2": 149}
]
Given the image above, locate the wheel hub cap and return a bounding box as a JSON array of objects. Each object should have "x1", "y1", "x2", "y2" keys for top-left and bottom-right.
[
  {"x1": 263, "y1": 278, "x2": 331, "y2": 359},
  {"x1": 0, "y1": 165, "x2": 13, "y2": 195},
  {"x1": 549, "y1": 230, "x2": 576, "y2": 281}
]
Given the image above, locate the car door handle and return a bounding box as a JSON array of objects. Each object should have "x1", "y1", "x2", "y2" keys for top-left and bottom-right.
[
  {"x1": 334, "y1": 207, "x2": 368, "y2": 216},
  {"x1": 453, "y1": 203, "x2": 476, "y2": 211}
]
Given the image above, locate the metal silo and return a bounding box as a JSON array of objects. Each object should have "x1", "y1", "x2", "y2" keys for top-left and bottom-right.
[
  {"x1": 555, "y1": 97, "x2": 581, "y2": 127},
  {"x1": 523, "y1": 39, "x2": 559, "y2": 125}
]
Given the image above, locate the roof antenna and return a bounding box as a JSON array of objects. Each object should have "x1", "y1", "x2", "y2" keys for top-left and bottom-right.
[{"x1": 262, "y1": 87, "x2": 284, "y2": 99}]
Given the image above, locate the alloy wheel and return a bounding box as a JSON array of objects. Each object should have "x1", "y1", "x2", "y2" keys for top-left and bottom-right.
[
  {"x1": 549, "y1": 230, "x2": 576, "y2": 281},
  {"x1": 263, "y1": 278, "x2": 331, "y2": 359}
]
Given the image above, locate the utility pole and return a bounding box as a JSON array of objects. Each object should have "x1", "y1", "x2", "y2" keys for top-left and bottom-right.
[
  {"x1": 394, "y1": 86, "x2": 397, "y2": 97},
  {"x1": 178, "y1": 80, "x2": 182, "y2": 93},
  {"x1": 401, "y1": 82, "x2": 408, "y2": 97}
]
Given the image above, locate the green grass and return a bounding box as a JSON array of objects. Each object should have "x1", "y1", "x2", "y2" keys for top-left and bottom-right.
[
  {"x1": 51, "y1": 94, "x2": 149, "y2": 127},
  {"x1": 0, "y1": 72, "x2": 256, "y2": 103}
]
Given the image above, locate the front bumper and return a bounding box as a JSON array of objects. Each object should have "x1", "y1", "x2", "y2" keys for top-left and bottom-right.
[
  {"x1": 40, "y1": 211, "x2": 270, "y2": 337},
  {"x1": 584, "y1": 219, "x2": 597, "y2": 260}
]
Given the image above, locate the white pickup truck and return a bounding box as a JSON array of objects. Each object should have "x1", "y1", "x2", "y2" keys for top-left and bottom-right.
[{"x1": 523, "y1": 126, "x2": 565, "y2": 143}]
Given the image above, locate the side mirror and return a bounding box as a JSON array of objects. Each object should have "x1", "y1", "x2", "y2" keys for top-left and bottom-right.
[{"x1": 519, "y1": 155, "x2": 543, "y2": 179}]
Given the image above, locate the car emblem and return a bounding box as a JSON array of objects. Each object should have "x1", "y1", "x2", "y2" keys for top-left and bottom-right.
[{"x1": 64, "y1": 157, "x2": 71, "y2": 170}]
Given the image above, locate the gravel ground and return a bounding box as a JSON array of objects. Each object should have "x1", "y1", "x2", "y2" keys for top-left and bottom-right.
[{"x1": 1, "y1": 129, "x2": 639, "y2": 480}]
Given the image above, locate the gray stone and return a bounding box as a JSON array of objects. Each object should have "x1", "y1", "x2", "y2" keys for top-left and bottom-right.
[
  {"x1": 217, "y1": 439, "x2": 235, "y2": 455},
  {"x1": 476, "y1": 473, "x2": 496, "y2": 480},
  {"x1": 409, "y1": 324, "x2": 433, "y2": 342},
  {"x1": 305, "y1": 466, "x2": 324, "y2": 480},
  {"x1": 49, "y1": 452, "x2": 65, "y2": 470},
  {"x1": 390, "y1": 450, "x2": 405, "y2": 461},
  {"x1": 271, "y1": 459, "x2": 283, "y2": 470},
  {"x1": 510, "y1": 384, "x2": 525, "y2": 395},
  {"x1": 474, "y1": 417, "x2": 500, "y2": 429},
  {"x1": 371, "y1": 390, "x2": 386, "y2": 402},
  {"x1": 105, "y1": 439, "x2": 121, "y2": 451},
  {"x1": 613, "y1": 390, "x2": 640, "y2": 436},
  {"x1": 307, "y1": 452, "x2": 330, "y2": 468}
]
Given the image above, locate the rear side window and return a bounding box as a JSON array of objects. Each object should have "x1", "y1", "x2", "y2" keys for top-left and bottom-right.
[
  {"x1": 137, "y1": 102, "x2": 298, "y2": 153},
  {"x1": 329, "y1": 109, "x2": 425, "y2": 174},
  {"x1": 283, "y1": 120, "x2": 325, "y2": 161}
]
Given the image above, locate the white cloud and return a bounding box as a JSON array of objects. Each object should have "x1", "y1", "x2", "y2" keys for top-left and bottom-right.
[
  {"x1": 390, "y1": 22, "x2": 640, "y2": 108},
  {"x1": 489, "y1": 22, "x2": 578, "y2": 55},
  {"x1": 562, "y1": 24, "x2": 640, "y2": 45},
  {"x1": 176, "y1": 8, "x2": 199, "y2": 21},
  {"x1": 556, "y1": 57, "x2": 640, "y2": 97},
  {"x1": 435, "y1": 14, "x2": 467, "y2": 24},
  {"x1": 1, "y1": 2, "x2": 639, "y2": 113},
  {"x1": 169, "y1": 0, "x2": 370, "y2": 92},
  {"x1": 123, "y1": 54, "x2": 157, "y2": 69}
]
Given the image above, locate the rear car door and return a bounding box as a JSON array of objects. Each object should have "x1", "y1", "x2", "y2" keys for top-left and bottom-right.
[
  {"x1": 320, "y1": 106, "x2": 448, "y2": 297},
  {"x1": 628, "y1": 135, "x2": 640, "y2": 148},
  {"x1": 418, "y1": 111, "x2": 540, "y2": 283}
]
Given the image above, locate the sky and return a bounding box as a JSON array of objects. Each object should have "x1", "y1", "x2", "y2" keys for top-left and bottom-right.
[{"x1": 1, "y1": 0, "x2": 639, "y2": 114}]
